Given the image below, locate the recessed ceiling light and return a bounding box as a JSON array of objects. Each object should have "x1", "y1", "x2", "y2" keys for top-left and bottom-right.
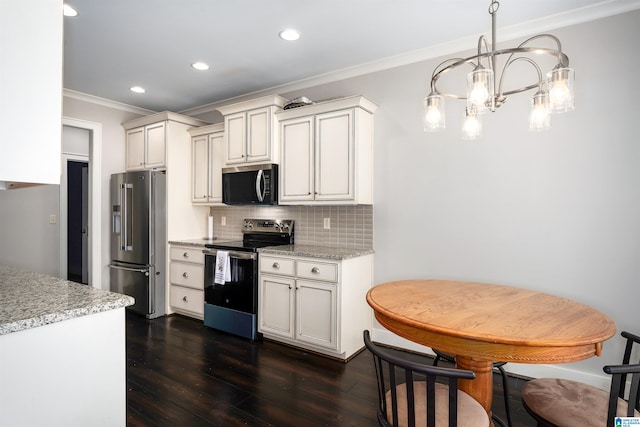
[
  {"x1": 130, "y1": 86, "x2": 146, "y2": 94},
  {"x1": 192, "y1": 62, "x2": 210, "y2": 71},
  {"x1": 63, "y1": 4, "x2": 78, "y2": 17},
  {"x1": 279, "y1": 29, "x2": 300, "y2": 41}
]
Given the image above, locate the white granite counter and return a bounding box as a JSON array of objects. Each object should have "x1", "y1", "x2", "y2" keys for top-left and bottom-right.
[
  {"x1": 257, "y1": 244, "x2": 374, "y2": 260},
  {"x1": 0, "y1": 265, "x2": 134, "y2": 335},
  {"x1": 169, "y1": 238, "x2": 217, "y2": 248}
]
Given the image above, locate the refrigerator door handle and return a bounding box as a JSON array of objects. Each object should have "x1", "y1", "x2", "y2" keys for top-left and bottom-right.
[
  {"x1": 109, "y1": 264, "x2": 150, "y2": 276},
  {"x1": 121, "y1": 183, "x2": 133, "y2": 251}
]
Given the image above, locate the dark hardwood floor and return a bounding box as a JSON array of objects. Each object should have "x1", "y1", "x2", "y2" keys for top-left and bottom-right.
[{"x1": 126, "y1": 312, "x2": 536, "y2": 426}]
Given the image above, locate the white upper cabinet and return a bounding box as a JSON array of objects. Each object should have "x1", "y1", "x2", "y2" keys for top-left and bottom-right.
[
  {"x1": 277, "y1": 96, "x2": 377, "y2": 205},
  {"x1": 189, "y1": 123, "x2": 225, "y2": 204},
  {"x1": 125, "y1": 121, "x2": 166, "y2": 170},
  {"x1": 0, "y1": 0, "x2": 63, "y2": 188},
  {"x1": 123, "y1": 112, "x2": 207, "y2": 171},
  {"x1": 217, "y1": 95, "x2": 288, "y2": 166}
]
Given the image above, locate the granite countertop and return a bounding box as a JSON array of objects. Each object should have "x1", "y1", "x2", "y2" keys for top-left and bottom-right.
[
  {"x1": 257, "y1": 245, "x2": 374, "y2": 260},
  {"x1": 0, "y1": 265, "x2": 134, "y2": 335},
  {"x1": 169, "y1": 238, "x2": 217, "y2": 248}
]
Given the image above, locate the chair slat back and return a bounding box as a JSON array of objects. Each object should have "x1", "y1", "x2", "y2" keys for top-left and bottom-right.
[{"x1": 364, "y1": 330, "x2": 475, "y2": 427}]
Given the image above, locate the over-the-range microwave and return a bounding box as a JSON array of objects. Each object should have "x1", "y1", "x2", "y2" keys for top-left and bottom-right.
[{"x1": 222, "y1": 163, "x2": 278, "y2": 205}]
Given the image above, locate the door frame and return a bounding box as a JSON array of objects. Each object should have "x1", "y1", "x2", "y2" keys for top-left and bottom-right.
[{"x1": 61, "y1": 117, "x2": 102, "y2": 289}]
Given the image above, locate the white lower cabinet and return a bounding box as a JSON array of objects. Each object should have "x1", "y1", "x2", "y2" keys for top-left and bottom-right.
[
  {"x1": 258, "y1": 253, "x2": 373, "y2": 360},
  {"x1": 169, "y1": 245, "x2": 204, "y2": 319}
]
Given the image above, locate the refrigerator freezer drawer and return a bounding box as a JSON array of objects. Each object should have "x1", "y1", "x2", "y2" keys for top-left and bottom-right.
[{"x1": 109, "y1": 263, "x2": 156, "y2": 318}]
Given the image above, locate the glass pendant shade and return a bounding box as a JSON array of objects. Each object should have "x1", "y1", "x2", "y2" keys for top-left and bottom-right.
[
  {"x1": 462, "y1": 108, "x2": 482, "y2": 140},
  {"x1": 467, "y1": 67, "x2": 494, "y2": 113},
  {"x1": 423, "y1": 94, "x2": 445, "y2": 132},
  {"x1": 547, "y1": 67, "x2": 575, "y2": 113},
  {"x1": 529, "y1": 91, "x2": 551, "y2": 131}
]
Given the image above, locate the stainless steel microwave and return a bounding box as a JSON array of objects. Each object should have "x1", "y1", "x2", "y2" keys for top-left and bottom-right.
[{"x1": 222, "y1": 163, "x2": 278, "y2": 205}]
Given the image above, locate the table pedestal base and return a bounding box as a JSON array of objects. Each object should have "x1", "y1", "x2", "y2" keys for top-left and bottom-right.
[{"x1": 457, "y1": 356, "x2": 494, "y2": 419}]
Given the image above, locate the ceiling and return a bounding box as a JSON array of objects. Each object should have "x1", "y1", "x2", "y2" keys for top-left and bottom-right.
[{"x1": 63, "y1": 0, "x2": 630, "y2": 113}]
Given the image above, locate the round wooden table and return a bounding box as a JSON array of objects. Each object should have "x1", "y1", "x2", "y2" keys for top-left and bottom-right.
[{"x1": 366, "y1": 280, "x2": 616, "y2": 418}]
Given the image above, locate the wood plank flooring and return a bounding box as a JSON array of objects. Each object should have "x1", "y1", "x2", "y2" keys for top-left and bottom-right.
[{"x1": 126, "y1": 312, "x2": 536, "y2": 426}]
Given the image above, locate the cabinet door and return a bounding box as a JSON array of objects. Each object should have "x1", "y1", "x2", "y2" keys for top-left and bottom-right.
[
  {"x1": 145, "y1": 121, "x2": 166, "y2": 168},
  {"x1": 315, "y1": 110, "x2": 354, "y2": 201},
  {"x1": 208, "y1": 132, "x2": 225, "y2": 203},
  {"x1": 191, "y1": 135, "x2": 209, "y2": 203},
  {"x1": 295, "y1": 280, "x2": 337, "y2": 350},
  {"x1": 279, "y1": 116, "x2": 314, "y2": 203},
  {"x1": 259, "y1": 275, "x2": 295, "y2": 339},
  {"x1": 246, "y1": 107, "x2": 271, "y2": 162},
  {"x1": 225, "y1": 112, "x2": 246, "y2": 164},
  {"x1": 126, "y1": 127, "x2": 145, "y2": 170}
]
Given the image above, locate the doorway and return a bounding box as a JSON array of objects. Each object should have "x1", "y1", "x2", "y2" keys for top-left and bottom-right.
[
  {"x1": 60, "y1": 118, "x2": 102, "y2": 289},
  {"x1": 67, "y1": 160, "x2": 89, "y2": 284}
]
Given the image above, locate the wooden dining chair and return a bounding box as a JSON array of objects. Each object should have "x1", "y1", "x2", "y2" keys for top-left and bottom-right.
[
  {"x1": 364, "y1": 330, "x2": 490, "y2": 427},
  {"x1": 521, "y1": 330, "x2": 640, "y2": 427},
  {"x1": 432, "y1": 349, "x2": 513, "y2": 427}
]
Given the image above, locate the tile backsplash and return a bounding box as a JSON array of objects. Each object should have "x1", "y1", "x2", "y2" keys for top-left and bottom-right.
[{"x1": 209, "y1": 205, "x2": 373, "y2": 249}]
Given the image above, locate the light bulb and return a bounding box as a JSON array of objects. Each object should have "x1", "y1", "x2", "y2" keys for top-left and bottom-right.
[
  {"x1": 529, "y1": 92, "x2": 550, "y2": 131},
  {"x1": 549, "y1": 80, "x2": 570, "y2": 108},
  {"x1": 547, "y1": 67, "x2": 575, "y2": 113},
  {"x1": 462, "y1": 110, "x2": 481, "y2": 140},
  {"x1": 469, "y1": 81, "x2": 489, "y2": 107},
  {"x1": 425, "y1": 106, "x2": 442, "y2": 126},
  {"x1": 467, "y1": 68, "x2": 494, "y2": 113},
  {"x1": 423, "y1": 94, "x2": 445, "y2": 132}
]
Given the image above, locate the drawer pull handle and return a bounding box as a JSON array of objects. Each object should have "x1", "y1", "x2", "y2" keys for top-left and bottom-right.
[
  {"x1": 273, "y1": 262, "x2": 280, "y2": 269},
  {"x1": 311, "y1": 267, "x2": 320, "y2": 274},
  {"x1": 183, "y1": 252, "x2": 189, "y2": 258},
  {"x1": 182, "y1": 272, "x2": 189, "y2": 278},
  {"x1": 182, "y1": 296, "x2": 188, "y2": 302}
]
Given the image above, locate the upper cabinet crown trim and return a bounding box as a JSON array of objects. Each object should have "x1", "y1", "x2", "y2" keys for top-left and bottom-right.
[
  {"x1": 122, "y1": 111, "x2": 209, "y2": 130},
  {"x1": 276, "y1": 95, "x2": 378, "y2": 120},
  {"x1": 188, "y1": 122, "x2": 224, "y2": 137},
  {"x1": 216, "y1": 95, "x2": 289, "y2": 116}
]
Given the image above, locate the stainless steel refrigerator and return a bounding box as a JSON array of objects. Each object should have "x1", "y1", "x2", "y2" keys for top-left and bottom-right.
[{"x1": 109, "y1": 170, "x2": 166, "y2": 319}]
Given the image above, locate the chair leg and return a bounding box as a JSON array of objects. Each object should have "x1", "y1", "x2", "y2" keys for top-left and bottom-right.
[{"x1": 495, "y1": 364, "x2": 513, "y2": 427}]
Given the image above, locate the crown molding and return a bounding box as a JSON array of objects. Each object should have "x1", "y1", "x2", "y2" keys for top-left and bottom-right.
[{"x1": 63, "y1": 88, "x2": 156, "y2": 115}]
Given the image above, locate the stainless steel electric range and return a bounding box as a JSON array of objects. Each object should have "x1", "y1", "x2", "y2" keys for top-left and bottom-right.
[{"x1": 202, "y1": 219, "x2": 294, "y2": 340}]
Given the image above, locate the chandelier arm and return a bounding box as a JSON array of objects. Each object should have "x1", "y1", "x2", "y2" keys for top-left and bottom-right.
[
  {"x1": 497, "y1": 56, "x2": 543, "y2": 100},
  {"x1": 431, "y1": 46, "x2": 567, "y2": 99},
  {"x1": 516, "y1": 34, "x2": 568, "y2": 66}
]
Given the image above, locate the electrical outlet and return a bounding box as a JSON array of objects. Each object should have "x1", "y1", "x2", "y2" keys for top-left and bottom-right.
[
  {"x1": 221, "y1": 216, "x2": 226, "y2": 226},
  {"x1": 49, "y1": 215, "x2": 57, "y2": 224},
  {"x1": 323, "y1": 218, "x2": 331, "y2": 229}
]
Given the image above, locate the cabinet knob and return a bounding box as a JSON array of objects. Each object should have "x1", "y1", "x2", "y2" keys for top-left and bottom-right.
[
  {"x1": 311, "y1": 267, "x2": 320, "y2": 274},
  {"x1": 182, "y1": 296, "x2": 188, "y2": 302},
  {"x1": 182, "y1": 272, "x2": 189, "y2": 278},
  {"x1": 273, "y1": 262, "x2": 280, "y2": 269},
  {"x1": 183, "y1": 252, "x2": 189, "y2": 258}
]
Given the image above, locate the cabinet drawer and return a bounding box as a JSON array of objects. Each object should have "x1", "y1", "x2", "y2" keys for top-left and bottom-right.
[
  {"x1": 170, "y1": 246, "x2": 204, "y2": 264},
  {"x1": 297, "y1": 260, "x2": 338, "y2": 282},
  {"x1": 260, "y1": 256, "x2": 295, "y2": 276},
  {"x1": 170, "y1": 262, "x2": 204, "y2": 289},
  {"x1": 170, "y1": 285, "x2": 204, "y2": 315}
]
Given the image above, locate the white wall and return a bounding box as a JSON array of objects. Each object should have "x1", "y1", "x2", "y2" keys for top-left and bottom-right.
[
  {"x1": 61, "y1": 97, "x2": 147, "y2": 289},
  {"x1": 0, "y1": 185, "x2": 60, "y2": 275}
]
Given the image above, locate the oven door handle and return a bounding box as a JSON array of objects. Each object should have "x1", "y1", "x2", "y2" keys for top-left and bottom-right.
[{"x1": 202, "y1": 248, "x2": 257, "y2": 260}]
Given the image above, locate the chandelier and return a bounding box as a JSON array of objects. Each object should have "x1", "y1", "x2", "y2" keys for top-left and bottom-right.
[{"x1": 423, "y1": 0, "x2": 575, "y2": 139}]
